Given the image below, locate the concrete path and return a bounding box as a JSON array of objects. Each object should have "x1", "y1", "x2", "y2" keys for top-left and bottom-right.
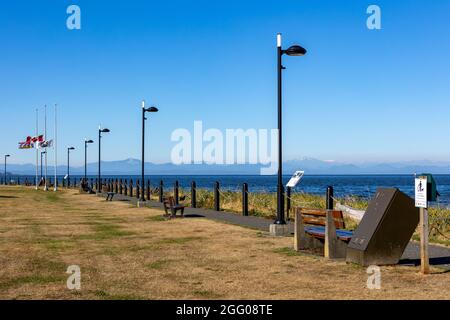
[{"x1": 99, "y1": 192, "x2": 450, "y2": 270}]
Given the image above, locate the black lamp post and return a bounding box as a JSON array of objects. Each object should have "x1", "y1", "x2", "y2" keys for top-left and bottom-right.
[
  {"x1": 274, "y1": 33, "x2": 306, "y2": 225},
  {"x1": 40, "y1": 151, "x2": 46, "y2": 180},
  {"x1": 98, "y1": 127, "x2": 110, "y2": 193},
  {"x1": 67, "y1": 147, "x2": 75, "y2": 181},
  {"x1": 140, "y1": 100, "x2": 158, "y2": 203},
  {"x1": 84, "y1": 139, "x2": 94, "y2": 182},
  {"x1": 4, "y1": 154, "x2": 10, "y2": 185}
]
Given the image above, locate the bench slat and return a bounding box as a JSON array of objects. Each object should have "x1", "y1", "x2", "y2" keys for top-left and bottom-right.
[
  {"x1": 298, "y1": 208, "x2": 346, "y2": 229},
  {"x1": 305, "y1": 226, "x2": 353, "y2": 242}
]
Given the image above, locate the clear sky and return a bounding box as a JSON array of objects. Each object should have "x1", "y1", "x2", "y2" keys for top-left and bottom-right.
[{"x1": 1, "y1": 0, "x2": 449, "y2": 166}]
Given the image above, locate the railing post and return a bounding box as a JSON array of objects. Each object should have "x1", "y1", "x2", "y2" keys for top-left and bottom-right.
[
  {"x1": 136, "y1": 179, "x2": 140, "y2": 199},
  {"x1": 326, "y1": 186, "x2": 334, "y2": 210},
  {"x1": 174, "y1": 180, "x2": 179, "y2": 204},
  {"x1": 159, "y1": 180, "x2": 164, "y2": 202},
  {"x1": 191, "y1": 181, "x2": 197, "y2": 208},
  {"x1": 242, "y1": 183, "x2": 248, "y2": 216},
  {"x1": 124, "y1": 179, "x2": 128, "y2": 196},
  {"x1": 214, "y1": 181, "x2": 220, "y2": 211},
  {"x1": 146, "y1": 179, "x2": 151, "y2": 201},
  {"x1": 119, "y1": 179, "x2": 123, "y2": 194},
  {"x1": 286, "y1": 186, "x2": 291, "y2": 220},
  {"x1": 129, "y1": 179, "x2": 133, "y2": 198}
]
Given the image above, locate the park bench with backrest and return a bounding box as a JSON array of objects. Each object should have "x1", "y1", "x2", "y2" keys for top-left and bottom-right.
[
  {"x1": 162, "y1": 196, "x2": 186, "y2": 218},
  {"x1": 294, "y1": 207, "x2": 353, "y2": 259}
]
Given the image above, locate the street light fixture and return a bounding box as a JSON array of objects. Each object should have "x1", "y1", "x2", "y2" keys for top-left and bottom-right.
[
  {"x1": 4, "y1": 154, "x2": 10, "y2": 185},
  {"x1": 67, "y1": 147, "x2": 75, "y2": 181},
  {"x1": 139, "y1": 100, "x2": 159, "y2": 205},
  {"x1": 84, "y1": 139, "x2": 94, "y2": 182},
  {"x1": 274, "y1": 33, "x2": 307, "y2": 228},
  {"x1": 98, "y1": 127, "x2": 110, "y2": 193}
]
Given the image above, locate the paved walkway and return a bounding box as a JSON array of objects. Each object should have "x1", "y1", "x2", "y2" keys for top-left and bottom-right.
[{"x1": 98, "y1": 192, "x2": 450, "y2": 270}]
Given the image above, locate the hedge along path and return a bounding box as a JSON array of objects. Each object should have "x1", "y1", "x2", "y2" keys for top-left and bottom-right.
[{"x1": 0, "y1": 186, "x2": 449, "y2": 300}]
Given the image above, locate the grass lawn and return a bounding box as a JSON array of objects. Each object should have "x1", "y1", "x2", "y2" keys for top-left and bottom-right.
[{"x1": 0, "y1": 186, "x2": 449, "y2": 300}]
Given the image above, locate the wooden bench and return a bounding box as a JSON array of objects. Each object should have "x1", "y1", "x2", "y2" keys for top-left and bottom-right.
[
  {"x1": 162, "y1": 196, "x2": 186, "y2": 218},
  {"x1": 106, "y1": 192, "x2": 115, "y2": 201},
  {"x1": 294, "y1": 208, "x2": 353, "y2": 259}
]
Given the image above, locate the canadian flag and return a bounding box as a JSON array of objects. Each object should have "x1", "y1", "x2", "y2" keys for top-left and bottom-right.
[
  {"x1": 31, "y1": 135, "x2": 44, "y2": 143},
  {"x1": 18, "y1": 135, "x2": 44, "y2": 149}
]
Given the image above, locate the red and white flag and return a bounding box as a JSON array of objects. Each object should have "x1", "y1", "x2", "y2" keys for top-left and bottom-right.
[{"x1": 18, "y1": 135, "x2": 44, "y2": 149}]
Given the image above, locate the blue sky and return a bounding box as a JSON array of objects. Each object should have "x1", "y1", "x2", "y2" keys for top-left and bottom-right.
[{"x1": 1, "y1": 0, "x2": 449, "y2": 166}]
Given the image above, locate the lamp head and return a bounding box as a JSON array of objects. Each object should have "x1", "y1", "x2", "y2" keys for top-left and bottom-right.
[
  {"x1": 144, "y1": 106, "x2": 158, "y2": 113},
  {"x1": 68, "y1": 147, "x2": 75, "y2": 150},
  {"x1": 85, "y1": 139, "x2": 94, "y2": 144},
  {"x1": 5, "y1": 154, "x2": 10, "y2": 157},
  {"x1": 284, "y1": 45, "x2": 307, "y2": 56},
  {"x1": 100, "y1": 128, "x2": 110, "y2": 133}
]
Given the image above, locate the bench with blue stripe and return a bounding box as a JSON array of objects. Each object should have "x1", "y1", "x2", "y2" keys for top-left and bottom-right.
[{"x1": 294, "y1": 208, "x2": 354, "y2": 259}]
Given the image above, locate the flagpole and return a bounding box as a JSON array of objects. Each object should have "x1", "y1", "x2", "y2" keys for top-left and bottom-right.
[
  {"x1": 54, "y1": 104, "x2": 58, "y2": 192},
  {"x1": 44, "y1": 105, "x2": 48, "y2": 191},
  {"x1": 35, "y1": 108, "x2": 39, "y2": 190}
]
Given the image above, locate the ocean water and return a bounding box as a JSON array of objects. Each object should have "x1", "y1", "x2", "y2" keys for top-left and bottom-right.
[{"x1": 14, "y1": 174, "x2": 450, "y2": 205}]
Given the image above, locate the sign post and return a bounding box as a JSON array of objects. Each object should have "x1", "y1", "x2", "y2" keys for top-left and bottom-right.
[{"x1": 415, "y1": 176, "x2": 429, "y2": 274}]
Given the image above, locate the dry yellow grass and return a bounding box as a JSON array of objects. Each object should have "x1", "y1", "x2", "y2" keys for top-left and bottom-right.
[{"x1": 0, "y1": 186, "x2": 449, "y2": 300}]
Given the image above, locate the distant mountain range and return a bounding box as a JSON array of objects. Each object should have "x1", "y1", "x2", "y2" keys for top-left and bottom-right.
[{"x1": 5, "y1": 157, "x2": 450, "y2": 175}]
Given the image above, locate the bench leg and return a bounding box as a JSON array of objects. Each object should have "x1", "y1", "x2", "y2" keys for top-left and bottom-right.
[
  {"x1": 294, "y1": 210, "x2": 317, "y2": 251},
  {"x1": 325, "y1": 210, "x2": 347, "y2": 259}
]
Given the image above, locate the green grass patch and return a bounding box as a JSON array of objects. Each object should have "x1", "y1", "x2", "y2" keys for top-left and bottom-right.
[
  {"x1": 36, "y1": 238, "x2": 75, "y2": 251},
  {"x1": 94, "y1": 290, "x2": 145, "y2": 300},
  {"x1": 273, "y1": 247, "x2": 304, "y2": 257},
  {"x1": 145, "y1": 260, "x2": 169, "y2": 270},
  {"x1": 76, "y1": 223, "x2": 134, "y2": 241},
  {"x1": 46, "y1": 192, "x2": 61, "y2": 203},
  {"x1": 192, "y1": 290, "x2": 222, "y2": 298},
  {"x1": 28, "y1": 258, "x2": 68, "y2": 273},
  {"x1": 146, "y1": 215, "x2": 167, "y2": 222},
  {"x1": 158, "y1": 236, "x2": 204, "y2": 245},
  {"x1": 0, "y1": 275, "x2": 65, "y2": 290}
]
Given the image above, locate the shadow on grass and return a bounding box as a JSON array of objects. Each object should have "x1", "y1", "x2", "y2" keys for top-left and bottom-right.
[{"x1": 399, "y1": 256, "x2": 450, "y2": 267}]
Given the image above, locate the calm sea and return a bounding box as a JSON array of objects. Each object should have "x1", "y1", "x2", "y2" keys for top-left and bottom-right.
[{"x1": 16, "y1": 174, "x2": 450, "y2": 205}]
